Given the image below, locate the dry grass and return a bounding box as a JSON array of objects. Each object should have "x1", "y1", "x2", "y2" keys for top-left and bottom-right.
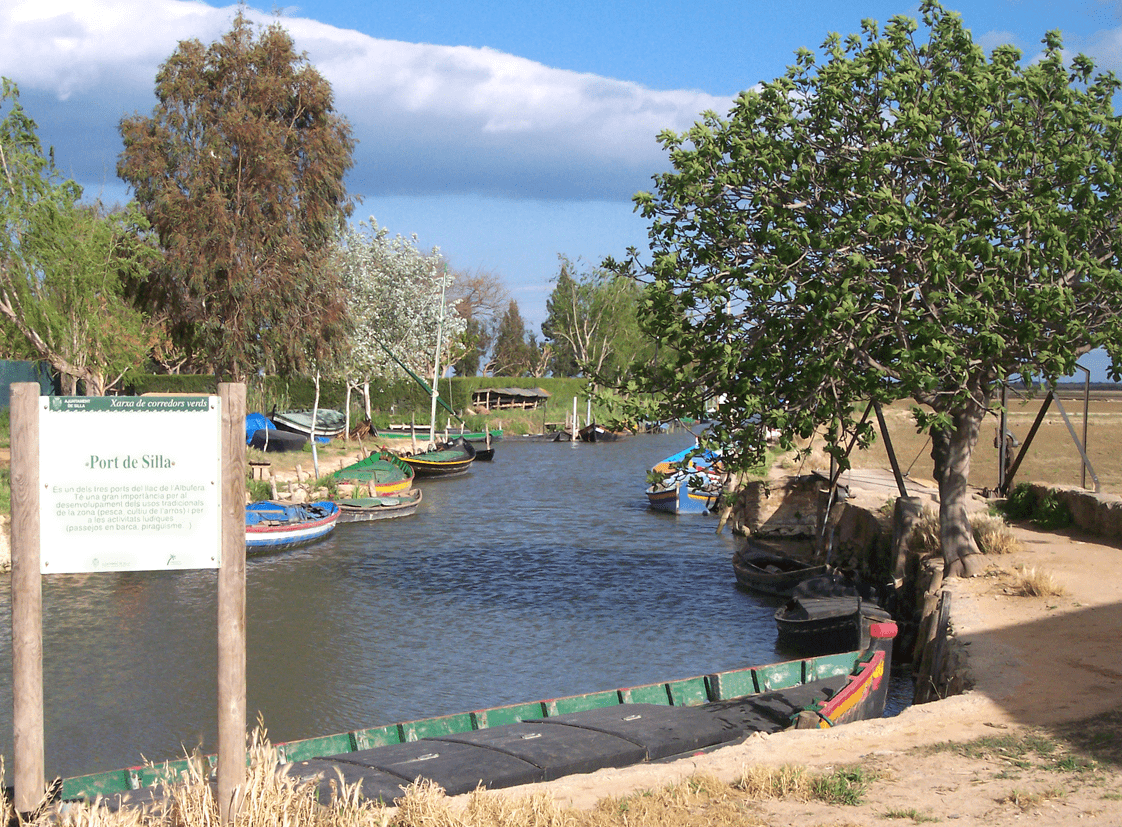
[
  {"x1": 970, "y1": 513, "x2": 1023, "y2": 555},
  {"x1": 906, "y1": 508, "x2": 1022, "y2": 558},
  {"x1": 1010, "y1": 565, "x2": 1066, "y2": 598},
  {"x1": 2, "y1": 755, "x2": 886, "y2": 827},
  {"x1": 852, "y1": 398, "x2": 1122, "y2": 497}
]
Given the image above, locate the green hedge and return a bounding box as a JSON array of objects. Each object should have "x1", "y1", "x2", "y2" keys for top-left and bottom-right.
[{"x1": 125, "y1": 374, "x2": 596, "y2": 420}]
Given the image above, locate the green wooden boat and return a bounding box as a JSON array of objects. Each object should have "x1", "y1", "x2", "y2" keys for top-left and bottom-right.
[
  {"x1": 332, "y1": 451, "x2": 415, "y2": 495},
  {"x1": 401, "y1": 438, "x2": 476, "y2": 478},
  {"x1": 336, "y1": 488, "x2": 422, "y2": 522}
]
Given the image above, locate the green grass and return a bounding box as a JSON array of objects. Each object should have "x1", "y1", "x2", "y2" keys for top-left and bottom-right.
[{"x1": 809, "y1": 765, "x2": 876, "y2": 805}]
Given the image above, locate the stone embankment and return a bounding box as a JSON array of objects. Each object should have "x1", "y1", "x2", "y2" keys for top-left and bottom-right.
[{"x1": 1019, "y1": 482, "x2": 1122, "y2": 541}]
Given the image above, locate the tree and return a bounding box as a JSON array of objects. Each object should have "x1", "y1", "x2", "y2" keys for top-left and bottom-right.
[
  {"x1": 447, "y1": 267, "x2": 509, "y2": 376},
  {"x1": 334, "y1": 219, "x2": 464, "y2": 417},
  {"x1": 490, "y1": 300, "x2": 534, "y2": 376},
  {"x1": 118, "y1": 12, "x2": 355, "y2": 379},
  {"x1": 541, "y1": 255, "x2": 651, "y2": 382},
  {"x1": 612, "y1": 3, "x2": 1122, "y2": 577},
  {"x1": 0, "y1": 80, "x2": 157, "y2": 394}
]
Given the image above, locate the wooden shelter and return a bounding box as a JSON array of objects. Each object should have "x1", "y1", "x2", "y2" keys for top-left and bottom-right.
[{"x1": 471, "y1": 386, "x2": 551, "y2": 411}]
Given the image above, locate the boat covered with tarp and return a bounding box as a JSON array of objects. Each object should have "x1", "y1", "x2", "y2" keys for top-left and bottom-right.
[
  {"x1": 60, "y1": 621, "x2": 897, "y2": 807},
  {"x1": 333, "y1": 451, "x2": 415, "y2": 495}
]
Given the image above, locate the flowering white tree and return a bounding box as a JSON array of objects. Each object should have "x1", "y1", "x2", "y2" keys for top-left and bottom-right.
[{"x1": 333, "y1": 219, "x2": 465, "y2": 420}]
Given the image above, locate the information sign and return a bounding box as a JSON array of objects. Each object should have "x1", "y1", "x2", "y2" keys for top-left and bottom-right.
[{"x1": 38, "y1": 396, "x2": 222, "y2": 573}]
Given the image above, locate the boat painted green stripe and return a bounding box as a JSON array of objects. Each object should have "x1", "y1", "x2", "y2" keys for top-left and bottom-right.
[
  {"x1": 544, "y1": 690, "x2": 620, "y2": 716},
  {"x1": 754, "y1": 660, "x2": 803, "y2": 692},
  {"x1": 400, "y1": 712, "x2": 474, "y2": 741},
  {"x1": 806, "y1": 652, "x2": 861, "y2": 681},
  {"x1": 62, "y1": 770, "x2": 133, "y2": 800},
  {"x1": 472, "y1": 701, "x2": 544, "y2": 728},
  {"x1": 666, "y1": 677, "x2": 709, "y2": 707},
  {"x1": 619, "y1": 682, "x2": 673, "y2": 705},
  {"x1": 707, "y1": 666, "x2": 758, "y2": 701},
  {"x1": 278, "y1": 733, "x2": 357, "y2": 763},
  {"x1": 59, "y1": 649, "x2": 868, "y2": 800},
  {"x1": 354, "y1": 724, "x2": 403, "y2": 750}
]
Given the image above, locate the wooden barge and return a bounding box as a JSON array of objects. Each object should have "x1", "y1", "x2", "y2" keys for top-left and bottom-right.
[{"x1": 61, "y1": 621, "x2": 896, "y2": 807}]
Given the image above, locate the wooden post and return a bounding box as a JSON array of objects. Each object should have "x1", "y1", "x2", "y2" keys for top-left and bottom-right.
[
  {"x1": 217, "y1": 383, "x2": 247, "y2": 822},
  {"x1": 11, "y1": 383, "x2": 44, "y2": 814}
]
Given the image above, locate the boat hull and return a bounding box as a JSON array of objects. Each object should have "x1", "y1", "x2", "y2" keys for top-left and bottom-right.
[
  {"x1": 271, "y1": 409, "x2": 347, "y2": 439},
  {"x1": 337, "y1": 489, "x2": 422, "y2": 522},
  {"x1": 60, "y1": 624, "x2": 897, "y2": 804},
  {"x1": 775, "y1": 595, "x2": 893, "y2": 656},
  {"x1": 646, "y1": 477, "x2": 718, "y2": 514},
  {"x1": 245, "y1": 501, "x2": 339, "y2": 552},
  {"x1": 732, "y1": 548, "x2": 830, "y2": 598},
  {"x1": 333, "y1": 452, "x2": 415, "y2": 495},
  {"x1": 401, "y1": 438, "x2": 476, "y2": 478}
]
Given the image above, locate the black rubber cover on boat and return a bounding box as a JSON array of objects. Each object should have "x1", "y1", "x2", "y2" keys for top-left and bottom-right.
[
  {"x1": 280, "y1": 759, "x2": 410, "y2": 805},
  {"x1": 432, "y1": 721, "x2": 648, "y2": 780},
  {"x1": 322, "y1": 739, "x2": 544, "y2": 796},
  {"x1": 531, "y1": 703, "x2": 744, "y2": 760},
  {"x1": 701, "y1": 677, "x2": 849, "y2": 732}
]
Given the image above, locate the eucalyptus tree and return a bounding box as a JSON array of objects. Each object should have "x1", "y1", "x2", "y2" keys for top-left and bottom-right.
[
  {"x1": 334, "y1": 220, "x2": 464, "y2": 418},
  {"x1": 0, "y1": 80, "x2": 156, "y2": 394},
  {"x1": 611, "y1": 2, "x2": 1122, "y2": 577},
  {"x1": 118, "y1": 12, "x2": 355, "y2": 379}
]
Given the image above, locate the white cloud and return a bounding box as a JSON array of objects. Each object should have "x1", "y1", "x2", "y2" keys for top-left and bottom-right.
[{"x1": 0, "y1": 0, "x2": 729, "y2": 201}]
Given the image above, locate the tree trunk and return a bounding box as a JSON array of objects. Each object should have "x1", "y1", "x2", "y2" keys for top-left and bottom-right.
[{"x1": 929, "y1": 407, "x2": 985, "y2": 577}]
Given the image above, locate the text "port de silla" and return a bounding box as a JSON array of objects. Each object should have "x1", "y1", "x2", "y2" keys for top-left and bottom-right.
[{"x1": 86, "y1": 454, "x2": 176, "y2": 470}]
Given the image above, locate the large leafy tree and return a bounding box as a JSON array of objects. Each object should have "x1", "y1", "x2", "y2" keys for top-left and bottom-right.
[
  {"x1": 1, "y1": 80, "x2": 156, "y2": 394},
  {"x1": 541, "y1": 255, "x2": 649, "y2": 382},
  {"x1": 612, "y1": 3, "x2": 1122, "y2": 577},
  {"x1": 118, "y1": 12, "x2": 355, "y2": 379}
]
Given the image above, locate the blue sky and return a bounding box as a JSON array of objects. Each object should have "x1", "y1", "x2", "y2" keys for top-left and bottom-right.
[{"x1": 2, "y1": 0, "x2": 1120, "y2": 377}]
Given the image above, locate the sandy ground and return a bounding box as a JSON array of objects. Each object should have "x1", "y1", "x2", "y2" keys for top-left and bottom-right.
[{"x1": 472, "y1": 496, "x2": 1122, "y2": 824}]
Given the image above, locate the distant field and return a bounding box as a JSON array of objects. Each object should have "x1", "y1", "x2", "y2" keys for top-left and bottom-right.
[{"x1": 846, "y1": 396, "x2": 1122, "y2": 498}]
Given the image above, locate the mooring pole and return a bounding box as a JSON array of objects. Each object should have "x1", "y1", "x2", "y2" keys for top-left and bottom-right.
[
  {"x1": 217, "y1": 383, "x2": 247, "y2": 822},
  {"x1": 11, "y1": 383, "x2": 44, "y2": 814}
]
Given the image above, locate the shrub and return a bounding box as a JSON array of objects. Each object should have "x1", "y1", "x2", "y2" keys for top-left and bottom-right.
[{"x1": 1032, "y1": 491, "x2": 1073, "y2": 529}]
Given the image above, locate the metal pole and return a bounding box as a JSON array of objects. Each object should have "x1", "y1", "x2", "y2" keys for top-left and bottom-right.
[
  {"x1": 11, "y1": 383, "x2": 44, "y2": 814},
  {"x1": 998, "y1": 383, "x2": 1008, "y2": 492},
  {"x1": 217, "y1": 384, "x2": 247, "y2": 822}
]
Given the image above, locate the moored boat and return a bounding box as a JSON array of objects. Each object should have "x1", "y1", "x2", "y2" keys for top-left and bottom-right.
[
  {"x1": 60, "y1": 622, "x2": 897, "y2": 805},
  {"x1": 775, "y1": 593, "x2": 894, "y2": 656},
  {"x1": 733, "y1": 546, "x2": 830, "y2": 598},
  {"x1": 245, "y1": 500, "x2": 339, "y2": 552},
  {"x1": 333, "y1": 451, "x2": 415, "y2": 495},
  {"x1": 578, "y1": 423, "x2": 632, "y2": 442},
  {"x1": 401, "y1": 437, "x2": 476, "y2": 478},
  {"x1": 271, "y1": 408, "x2": 348, "y2": 440},
  {"x1": 645, "y1": 443, "x2": 723, "y2": 514},
  {"x1": 336, "y1": 488, "x2": 422, "y2": 523}
]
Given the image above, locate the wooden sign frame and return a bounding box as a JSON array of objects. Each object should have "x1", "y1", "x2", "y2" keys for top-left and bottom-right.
[{"x1": 9, "y1": 382, "x2": 247, "y2": 821}]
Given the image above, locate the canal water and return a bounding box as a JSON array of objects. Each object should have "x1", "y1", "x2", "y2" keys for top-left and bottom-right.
[{"x1": 0, "y1": 432, "x2": 902, "y2": 781}]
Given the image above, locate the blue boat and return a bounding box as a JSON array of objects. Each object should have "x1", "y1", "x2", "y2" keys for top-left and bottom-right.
[
  {"x1": 245, "y1": 501, "x2": 339, "y2": 552},
  {"x1": 645, "y1": 444, "x2": 723, "y2": 514}
]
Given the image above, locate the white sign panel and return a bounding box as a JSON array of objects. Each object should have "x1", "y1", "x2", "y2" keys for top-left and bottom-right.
[{"x1": 39, "y1": 396, "x2": 222, "y2": 573}]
